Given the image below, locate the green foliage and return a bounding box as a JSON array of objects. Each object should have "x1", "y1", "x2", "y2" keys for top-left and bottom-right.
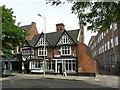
[
  {"x1": 46, "y1": 0, "x2": 120, "y2": 32},
  {"x1": 72, "y1": 1, "x2": 120, "y2": 32},
  {"x1": 1, "y1": 5, "x2": 27, "y2": 58}
]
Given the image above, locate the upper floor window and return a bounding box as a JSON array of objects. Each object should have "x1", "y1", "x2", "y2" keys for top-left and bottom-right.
[
  {"x1": 40, "y1": 36, "x2": 44, "y2": 45},
  {"x1": 62, "y1": 33, "x2": 69, "y2": 44},
  {"x1": 61, "y1": 46, "x2": 71, "y2": 56},
  {"x1": 22, "y1": 49, "x2": 30, "y2": 55},
  {"x1": 111, "y1": 38, "x2": 113, "y2": 48},
  {"x1": 107, "y1": 41, "x2": 110, "y2": 50},
  {"x1": 38, "y1": 47, "x2": 47, "y2": 56},
  {"x1": 104, "y1": 43, "x2": 107, "y2": 51},
  {"x1": 115, "y1": 36, "x2": 118, "y2": 46}
]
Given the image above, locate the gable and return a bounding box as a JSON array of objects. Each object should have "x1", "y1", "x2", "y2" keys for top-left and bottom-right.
[
  {"x1": 22, "y1": 40, "x2": 30, "y2": 47},
  {"x1": 35, "y1": 34, "x2": 50, "y2": 47},
  {"x1": 56, "y1": 32, "x2": 75, "y2": 46}
]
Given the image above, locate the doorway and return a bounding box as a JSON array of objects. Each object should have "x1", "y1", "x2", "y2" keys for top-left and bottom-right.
[{"x1": 57, "y1": 63, "x2": 62, "y2": 74}]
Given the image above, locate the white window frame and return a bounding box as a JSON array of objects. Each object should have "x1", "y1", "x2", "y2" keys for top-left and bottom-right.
[
  {"x1": 38, "y1": 47, "x2": 47, "y2": 56},
  {"x1": 61, "y1": 46, "x2": 71, "y2": 56},
  {"x1": 65, "y1": 60, "x2": 76, "y2": 72},
  {"x1": 107, "y1": 41, "x2": 110, "y2": 50},
  {"x1": 115, "y1": 36, "x2": 118, "y2": 46},
  {"x1": 62, "y1": 33, "x2": 69, "y2": 44},
  {"x1": 114, "y1": 23, "x2": 117, "y2": 31},
  {"x1": 47, "y1": 60, "x2": 55, "y2": 71},
  {"x1": 111, "y1": 38, "x2": 113, "y2": 48},
  {"x1": 31, "y1": 61, "x2": 44, "y2": 70}
]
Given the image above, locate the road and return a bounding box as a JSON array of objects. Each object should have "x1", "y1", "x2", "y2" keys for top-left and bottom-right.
[{"x1": 2, "y1": 75, "x2": 116, "y2": 89}]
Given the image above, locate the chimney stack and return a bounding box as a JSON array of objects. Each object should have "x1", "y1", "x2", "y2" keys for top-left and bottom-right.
[{"x1": 56, "y1": 23, "x2": 65, "y2": 32}]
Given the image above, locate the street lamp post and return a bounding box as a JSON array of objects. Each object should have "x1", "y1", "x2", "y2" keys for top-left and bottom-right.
[{"x1": 38, "y1": 14, "x2": 46, "y2": 76}]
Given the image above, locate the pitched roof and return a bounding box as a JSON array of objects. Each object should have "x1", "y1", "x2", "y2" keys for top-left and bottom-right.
[
  {"x1": 46, "y1": 31, "x2": 63, "y2": 46},
  {"x1": 26, "y1": 29, "x2": 80, "y2": 46},
  {"x1": 67, "y1": 29, "x2": 80, "y2": 42},
  {"x1": 28, "y1": 34, "x2": 41, "y2": 46},
  {"x1": 20, "y1": 25, "x2": 31, "y2": 32}
]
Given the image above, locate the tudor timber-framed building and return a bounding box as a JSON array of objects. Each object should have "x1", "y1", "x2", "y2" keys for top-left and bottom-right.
[{"x1": 22, "y1": 23, "x2": 98, "y2": 75}]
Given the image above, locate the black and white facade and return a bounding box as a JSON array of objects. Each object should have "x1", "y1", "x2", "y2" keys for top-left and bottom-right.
[{"x1": 21, "y1": 29, "x2": 80, "y2": 74}]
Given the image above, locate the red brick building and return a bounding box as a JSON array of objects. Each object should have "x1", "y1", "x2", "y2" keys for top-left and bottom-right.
[
  {"x1": 88, "y1": 23, "x2": 120, "y2": 75},
  {"x1": 22, "y1": 23, "x2": 98, "y2": 76}
]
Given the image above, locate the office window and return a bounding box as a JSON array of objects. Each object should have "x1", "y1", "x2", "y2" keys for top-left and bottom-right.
[
  {"x1": 110, "y1": 24, "x2": 112, "y2": 30},
  {"x1": 111, "y1": 38, "x2": 113, "y2": 48},
  {"x1": 104, "y1": 43, "x2": 107, "y2": 51},
  {"x1": 114, "y1": 23, "x2": 117, "y2": 31},
  {"x1": 107, "y1": 41, "x2": 110, "y2": 50},
  {"x1": 115, "y1": 36, "x2": 118, "y2": 46}
]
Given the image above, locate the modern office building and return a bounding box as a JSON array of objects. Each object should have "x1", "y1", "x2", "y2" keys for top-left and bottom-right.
[{"x1": 88, "y1": 23, "x2": 120, "y2": 75}]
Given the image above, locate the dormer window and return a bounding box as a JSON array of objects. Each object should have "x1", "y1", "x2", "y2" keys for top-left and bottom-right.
[{"x1": 61, "y1": 46, "x2": 71, "y2": 56}]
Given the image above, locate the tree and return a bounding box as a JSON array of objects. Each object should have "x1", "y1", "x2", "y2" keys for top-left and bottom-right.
[
  {"x1": 46, "y1": 0, "x2": 120, "y2": 32},
  {"x1": 1, "y1": 5, "x2": 27, "y2": 58}
]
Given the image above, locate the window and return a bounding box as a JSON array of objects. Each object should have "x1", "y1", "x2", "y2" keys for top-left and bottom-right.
[
  {"x1": 104, "y1": 43, "x2": 107, "y2": 51},
  {"x1": 62, "y1": 34, "x2": 69, "y2": 44},
  {"x1": 31, "y1": 48, "x2": 34, "y2": 55},
  {"x1": 65, "y1": 60, "x2": 76, "y2": 71},
  {"x1": 102, "y1": 45, "x2": 104, "y2": 53},
  {"x1": 22, "y1": 49, "x2": 30, "y2": 55},
  {"x1": 115, "y1": 36, "x2": 118, "y2": 46},
  {"x1": 106, "y1": 29, "x2": 109, "y2": 33},
  {"x1": 38, "y1": 47, "x2": 47, "y2": 56},
  {"x1": 114, "y1": 23, "x2": 117, "y2": 31},
  {"x1": 104, "y1": 32, "x2": 106, "y2": 36},
  {"x1": 111, "y1": 38, "x2": 113, "y2": 48},
  {"x1": 101, "y1": 32, "x2": 103, "y2": 39},
  {"x1": 31, "y1": 61, "x2": 43, "y2": 70},
  {"x1": 61, "y1": 46, "x2": 71, "y2": 55},
  {"x1": 47, "y1": 60, "x2": 55, "y2": 71},
  {"x1": 110, "y1": 24, "x2": 112, "y2": 30},
  {"x1": 107, "y1": 41, "x2": 110, "y2": 50},
  {"x1": 39, "y1": 36, "x2": 44, "y2": 46}
]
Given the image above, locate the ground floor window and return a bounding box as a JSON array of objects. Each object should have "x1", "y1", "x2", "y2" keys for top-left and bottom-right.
[
  {"x1": 31, "y1": 61, "x2": 43, "y2": 70},
  {"x1": 65, "y1": 60, "x2": 76, "y2": 71},
  {"x1": 47, "y1": 60, "x2": 55, "y2": 71}
]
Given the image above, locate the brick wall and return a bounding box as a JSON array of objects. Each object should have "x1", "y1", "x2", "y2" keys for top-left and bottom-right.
[{"x1": 77, "y1": 42, "x2": 98, "y2": 74}]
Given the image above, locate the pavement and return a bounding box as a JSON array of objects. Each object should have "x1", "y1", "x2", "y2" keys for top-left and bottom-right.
[{"x1": 1, "y1": 72, "x2": 119, "y2": 88}]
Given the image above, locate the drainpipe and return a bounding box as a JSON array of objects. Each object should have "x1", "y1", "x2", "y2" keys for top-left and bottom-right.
[{"x1": 76, "y1": 44, "x2": 78, "y2": 76}]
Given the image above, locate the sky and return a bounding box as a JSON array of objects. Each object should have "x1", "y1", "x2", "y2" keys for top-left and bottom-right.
[{"x1": 1, "y1": 0, "x2": 97, "y2": 45}]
